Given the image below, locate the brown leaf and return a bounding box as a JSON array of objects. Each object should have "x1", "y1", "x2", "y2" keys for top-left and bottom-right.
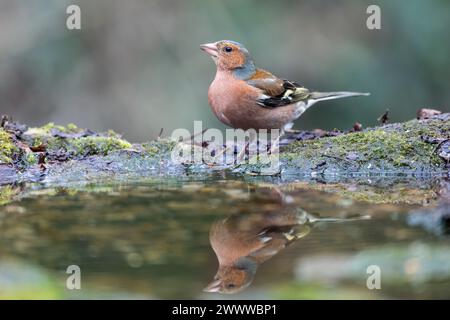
[{"x1": 30, "y1": 144, "x2": 47, "y2": 152}]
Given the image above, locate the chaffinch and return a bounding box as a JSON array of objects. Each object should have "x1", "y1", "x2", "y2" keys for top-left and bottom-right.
[
  {"x1": 203, "y1": 208, "x2": 311, "y2": 294},
  {"x1": 204, "y1": 202, "x2": 371, "y2": 294},
  {"x1": 200, "y1": 40, "x2": 369, "y2": 132}
]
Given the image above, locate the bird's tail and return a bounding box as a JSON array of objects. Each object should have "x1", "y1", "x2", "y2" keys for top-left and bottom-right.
[
  {"x1": 308, "y1": 214, "x2": 371, "y2": 223},
  {"x1": 309, "y1": 91, "x2": 370, "y2": 103},
  {"x1": 290, "y1": 90, "x2": 370, "y2": 129}
]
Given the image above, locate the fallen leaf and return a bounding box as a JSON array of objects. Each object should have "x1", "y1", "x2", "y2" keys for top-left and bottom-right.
[{"x1": 30, "y1": 144, "x2": 47, "y2": 152}]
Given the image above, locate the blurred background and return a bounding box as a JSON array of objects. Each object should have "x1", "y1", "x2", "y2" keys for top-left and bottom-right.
[{"x1": 0, "y1": 0, "x2": 449, "y2": 142}]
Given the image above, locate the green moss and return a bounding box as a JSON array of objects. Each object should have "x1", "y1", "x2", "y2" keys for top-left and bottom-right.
[
  {"x1": 0, "y1": 186, "x2": 18, "y2": 206},
  {"x1": 6, "y1": 116, "x2": 447, "y2": 182},
  {"x1": 0, "y1": 129, "x2": 18, "y2": 164},
  {"x1": 26, "y1": 123, "x2": 81, "y2": 143},
  {"x1": 24, "y1": 152, "x2": 38, "y2": 165},
  {"x1": 31, "y1": 137, "x2": 44, "y2": 148},
  {"x1": 40, "y1": 122, "x2": 78, "y2": 134},
  {"x1": 66, "y1": 123, "x2": 78, "y2": 131},
  {"x1": 283, "y1": 117, "x2": 448, "y2": 170},
  {"x1": 24, "y1": 123, "x2": 133, "y2": 158},
  {"x1": 142, "y1": 139, "x2": 176, "y2": 157},
  {"x1": 69, "y1": 136, "x2": 132, "y2": 156}
]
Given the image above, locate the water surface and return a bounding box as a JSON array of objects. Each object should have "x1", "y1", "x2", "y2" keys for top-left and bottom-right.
[{"x1": 0, "y1": 177, "x2": 449, "y2": 299}]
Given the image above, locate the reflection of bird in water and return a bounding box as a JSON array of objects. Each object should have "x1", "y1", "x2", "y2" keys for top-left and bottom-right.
[{"x1": 204, "y1": 207, "x2": 369, "y2": 294}]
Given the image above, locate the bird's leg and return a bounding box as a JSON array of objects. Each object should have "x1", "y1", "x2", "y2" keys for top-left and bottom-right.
[
  {"x1": 209, "y1": 144, "x2": 230, "y2": 166},
  {"x1": 241, "y1": 130, "x2": 283, "y2": 175},
  {"x1": 211, "y1": 132, "x2": 253, "y2": 166},
  {"x1": 269, "y1": 129, "x2": 283, "y2": 155},
  {"x1": 269, "y1": 136, "x2": 280, "y2": 155},
  {"x1": 235, "y1": 130, "x2": 257, "y2": 164},
  {"x1": 235, "y1": 143, "x2": 247, "y2": 164}
]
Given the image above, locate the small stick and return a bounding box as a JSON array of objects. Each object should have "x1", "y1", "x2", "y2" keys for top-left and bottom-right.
[
  {"x1": 157, "y1": 128, "x2": 164, "y2": 139},
  {"x1": 0, "y1": 115, "x2": 8, "y2": 128},
  {"x1": 431, "y1": 138, "x2": 449, "y2": 158}
]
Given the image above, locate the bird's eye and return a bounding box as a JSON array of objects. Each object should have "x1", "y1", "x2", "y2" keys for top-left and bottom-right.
[
  {"x1": 226, "y1": 283, "x2": 236, "y2": 289},
  {"x1": 223, "y1": 46, "x2": 233, "y2": 53}
]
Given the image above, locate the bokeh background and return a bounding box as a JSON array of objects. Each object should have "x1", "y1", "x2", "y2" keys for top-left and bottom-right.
[{"x1": 0, "y1": 0, "x2": 449, "y2": 142}]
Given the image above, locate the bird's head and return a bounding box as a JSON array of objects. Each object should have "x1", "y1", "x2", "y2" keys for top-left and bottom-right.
[
  {"x1": 203, "y1": 266, "x2": 252, "y2": 294},
  {"x1": 203, "y1": 258, "x2": 257, "y2": 294},
  {"x1": 200, "y1": 40, "x2": 255, "y2": 76}
]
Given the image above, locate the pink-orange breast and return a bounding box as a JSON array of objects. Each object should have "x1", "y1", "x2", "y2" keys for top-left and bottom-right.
[
  {"x1": 209, "y1": 221, "x2": 268, "y2": 267},
  {"x1": 208, "y1": 71, "x2": 298, "y2": 130}
]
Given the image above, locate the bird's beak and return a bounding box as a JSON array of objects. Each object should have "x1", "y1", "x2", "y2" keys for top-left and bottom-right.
[
  {"x1": 203, "y1": 279, "x2": 222, "y2": 293},
  {"x1": 200, "y1": 42, "x2": 219, "y2": 58}
]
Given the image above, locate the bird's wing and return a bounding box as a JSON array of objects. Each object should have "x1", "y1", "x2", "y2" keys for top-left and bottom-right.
[
  {"x1": 246, "y1": 69, "x2": 311, "y2": 108},
  {"x1": 246, "y1": 225, "x2": 299, "y2": 263}
]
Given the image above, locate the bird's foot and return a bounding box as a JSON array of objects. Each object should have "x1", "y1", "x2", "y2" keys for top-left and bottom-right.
[
  {"x1": 206, "y1": 145, "x2": 231, "y2": 167},
  {"x1": 268, "y1": 135, "x2": 281, "y2": 155}
]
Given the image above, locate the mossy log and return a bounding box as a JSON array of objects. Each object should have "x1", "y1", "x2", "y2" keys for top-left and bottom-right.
[
  {"x1": 0, "y1": 114, "x2": 449, "y2": 188},
  {"x1": 281, "y1": 114, "x2": 449, "y2": 175}
]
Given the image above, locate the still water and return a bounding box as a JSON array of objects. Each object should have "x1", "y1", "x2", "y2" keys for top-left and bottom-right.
[{"x1": 0, "y1": 176, "x2": 449, "y2": 299}]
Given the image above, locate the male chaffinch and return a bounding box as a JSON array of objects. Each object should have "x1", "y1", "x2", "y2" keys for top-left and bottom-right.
[
  {"x1": 203, "y1": 208, "x2": 312, "y2": 294},
  {"x1": 203, "y1": 206, "x2": 370, "y2": 294},
  {"x1": 200, "y1": 40, "x2": 369, "y2": 132}
]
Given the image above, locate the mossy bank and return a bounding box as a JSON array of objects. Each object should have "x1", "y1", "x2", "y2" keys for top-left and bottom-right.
[
  {"x1": 280, "y1": 114, "x2": 449, "y2": 175},
  {"x1": 0, "y1": 114, "x2": 449, "y2": 189}
]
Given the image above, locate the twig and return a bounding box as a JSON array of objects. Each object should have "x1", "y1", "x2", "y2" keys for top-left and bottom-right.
[
  {"x1": 431, "y1": 138, "x2": 450, "y2": 158},
  {"x1": 377, "y1": 109, "x2": 389, "y2": 125},
  {"x1": 157, "y1": 128, "x2": 164, "y2": 139},
  {"x1": 189, "y1": 128, "x2": 208, "y2": 140},
  {"x1": 1, "y1": 115, "x2": 8, "y2": 128}
]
